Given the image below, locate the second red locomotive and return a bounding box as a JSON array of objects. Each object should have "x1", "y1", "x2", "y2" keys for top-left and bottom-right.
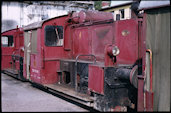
[{"x1": 1, "y1": 27, "x2": 25, "y2": 80}]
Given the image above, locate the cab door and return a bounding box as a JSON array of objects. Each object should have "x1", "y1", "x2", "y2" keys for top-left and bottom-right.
[{"x1": 24, "y1": 31, "x2": 31, "y2": 80}]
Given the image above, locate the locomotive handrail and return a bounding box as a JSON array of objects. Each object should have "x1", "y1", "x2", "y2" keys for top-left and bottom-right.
[
  {"x1": 71, "y1": 19, "x2": 113, "y2": 28},
  {"x1": 75, "y1": 54, "x2": 96, "y2": 92},
  {"x1": 145, "y1": 49, "x2": 153, "y2": 92},
  {"x1": 41, "y1": 47, "x2": 45, "y2": 69}
]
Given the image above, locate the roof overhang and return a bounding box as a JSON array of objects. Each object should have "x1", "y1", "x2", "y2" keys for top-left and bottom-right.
[{"x1": 138, "y1": 1, "x2": 170, "y2": 11}]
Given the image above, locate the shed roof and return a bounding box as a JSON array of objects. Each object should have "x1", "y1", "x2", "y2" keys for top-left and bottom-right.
[
  {"x1": 23, "y1": 14, "x2": 68, "y2": 31},
  {"x1": 138, "y1": 1, "x2": 170, "y2": 10}
]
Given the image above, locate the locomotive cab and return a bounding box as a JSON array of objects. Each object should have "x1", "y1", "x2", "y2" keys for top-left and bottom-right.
[{"x1": 23, "y1": 14, "x2": 69, "y2": 83}]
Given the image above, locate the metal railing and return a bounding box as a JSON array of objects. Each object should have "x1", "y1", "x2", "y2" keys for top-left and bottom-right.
[{"x1": 75, "y1": 54, "x2": 96, "y2": 91}]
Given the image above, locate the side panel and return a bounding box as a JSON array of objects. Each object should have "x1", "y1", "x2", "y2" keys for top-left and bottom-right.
[
  {"x1": 40, "y1": 16, "x2": 70, "y2": 84},
  {"x1": 30, "y1": 29, "x2": 42, "y2": 83},
  {"x1": 40, "y1": 61, "x2": 59, "y2": 84},
  {"x1": 73, "y1": 28, "x2": 90, "y2": 58},
  {"x1": 115, "y1": 19, "x2": 138, "y2": 65},
  {"x1": 88, "y1": 65, "x2": 104, "y2": 94},
  {"x1": 91, "y1": 24, "x2": 114, "y2": 61},
  {"x1": 1, "y1": 47, "x2": 14, "y2": 70},
  {"x1": 1, "y1": 29, "x2": 16, "y2": 70},
  {"x1": 64, "y1": 25, "x2": 72, "y2": 51}
]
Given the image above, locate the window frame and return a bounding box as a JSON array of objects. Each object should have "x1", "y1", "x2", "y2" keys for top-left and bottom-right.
[
  {"x1": 119, "y1": 9, "x2": 125, "y2": 19},
  {"x1": 44, "y1": 25, "x2": 64, "y2": 47},
  {"x1": 1, "y1": 35, "x2": 14, "y2": 47}
]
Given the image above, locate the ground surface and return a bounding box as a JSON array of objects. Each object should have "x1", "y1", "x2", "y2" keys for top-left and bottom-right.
[{"x1": 1, "y1": 73, "x2": 88, "y2": 112}]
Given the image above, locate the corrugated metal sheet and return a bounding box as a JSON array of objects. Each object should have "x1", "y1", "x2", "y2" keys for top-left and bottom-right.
[{"x1": 145, "y1": 6, "x2": 170, "y2": 111}]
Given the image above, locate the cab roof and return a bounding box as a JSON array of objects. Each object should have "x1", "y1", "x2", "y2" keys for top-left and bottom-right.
[{"x1": 23, "y1": 14, "x2": 68, "y2": 31}]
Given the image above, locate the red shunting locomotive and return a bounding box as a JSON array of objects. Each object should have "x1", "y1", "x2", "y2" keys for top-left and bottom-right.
[
  {"x1": 1, "y1": 10, "x2": 142, "y2": 112},
  {"x1": 23, "y1": 10, "x2": 140, "y2": 111}
]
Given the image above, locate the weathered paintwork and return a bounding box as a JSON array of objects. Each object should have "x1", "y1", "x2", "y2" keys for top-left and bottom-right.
[
  {"x1": 88, "y1": 65, "x2": 104, "y2": 94},
  {"x1": 1, "y1": 27, "x2": 24, "y2": 72},
  {"x1": 23, "y1": 15, "x2": 71, "y2": 84},
  {"x1": 72, "y1": 10, "x2": 113, "y2": 23},
  {"x1": 114, "y1": 19, "x2": 139, "y2": 65},
  {"x1": 22, "y1": 11, "x2": 141, "y2": 111},
  {"x1": 2, "y1": 5, "x2": 169, "y2": 111}
]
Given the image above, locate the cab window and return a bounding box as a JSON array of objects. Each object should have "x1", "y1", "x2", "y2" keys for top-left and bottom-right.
[
  {"x1": 45, "y1": 25, "x2": 63, "y2": 46},
  {"x1": 1, "y1": 35, "x2": 14, "y2": 47}
]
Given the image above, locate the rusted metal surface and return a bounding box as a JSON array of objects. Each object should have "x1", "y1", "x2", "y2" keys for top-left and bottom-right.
[
  {"x1": 72, "y1": 10, "x2": 113, "y2": 23},
  {"x1": 137, "y1": 76, "x2": 144, "y2": 111},
  {"x1": 145, "y1": 91, "x2": 154, "y2": 111},
  {"x1": 88, "y1": 65, "x2": 104, "y2": 94}
]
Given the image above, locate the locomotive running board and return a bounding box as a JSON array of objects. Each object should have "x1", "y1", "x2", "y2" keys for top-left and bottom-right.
[
  {"x1": 44, "y1": 84, "x2": 94, "y2": 107},
  {"x1": 3, "y1": 68, "x2": 18, "y2": 75},
  {"x1": 3, "y1": 69, "x2": 19, "y2": 79},
  {"x1": 2, "y1": 69, "x2": 27, "y2": 82}
]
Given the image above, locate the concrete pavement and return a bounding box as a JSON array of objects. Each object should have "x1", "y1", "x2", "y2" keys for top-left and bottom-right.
[{"x1": 1, "y1": 73, "x2": 88, "y2": 112}]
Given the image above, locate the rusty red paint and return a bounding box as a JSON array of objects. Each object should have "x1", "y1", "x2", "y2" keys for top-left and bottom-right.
[
  {"x1": 1, "y1": 27, "x2": 24, "y2": 71},
  {"x1": 22, "y1": 15, "x2": 71, "y2": 84},
  {"x1": 115, "y1": 19, "x2": 139, "y2": 65},
  {"x1": 137, "y1": 76, "x2": 145, "y2": 111},
  {"x1": 145, "y1": 91, "x2": 154, "y2": 111},
  {"x1": 73, "y1": 28, "x2": 90, "y2": 57},
  {"x1": 88, "y1": 65, "x2": 104, "y2": 94},
  {"x1": 72, "y1": 10, "x2": 113, "y2": 23},
  {"x1": 91, "y1": 25, "x2": 114, "y2": 61}
]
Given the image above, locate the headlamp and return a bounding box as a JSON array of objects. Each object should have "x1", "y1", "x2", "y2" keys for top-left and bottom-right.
[{"x1": 112, "y1": 46, "x2": 120, "y2": 56}]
